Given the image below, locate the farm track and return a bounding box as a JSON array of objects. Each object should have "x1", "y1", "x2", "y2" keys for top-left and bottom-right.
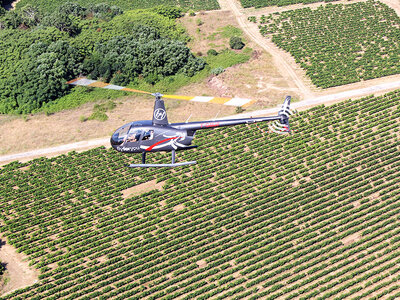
[
  {"x1": 1, "y1": 79, "x2": 400, "y2": 165},
  {"x1": 218, "y1": 0, "x2": 314, "y2": 99},
  {"x1": 2, "y1": 0, "x2": 400, "y2": 164}
]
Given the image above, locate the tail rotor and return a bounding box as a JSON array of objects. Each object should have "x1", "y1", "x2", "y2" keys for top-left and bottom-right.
[{"x1": 268, "y1": 96, "x2": 296, "y2": 134}]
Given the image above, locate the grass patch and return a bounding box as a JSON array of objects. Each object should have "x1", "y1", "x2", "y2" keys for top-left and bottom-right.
[
  {"x1": 207, "y1": 25, "x2": 243, "y2": 40},
  {"x1": 39, "y1": 88, "x2": 127, "y2": 115}
]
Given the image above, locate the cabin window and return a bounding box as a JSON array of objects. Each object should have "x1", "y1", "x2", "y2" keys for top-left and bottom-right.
[
  {"x1": 142, "y1": 130, "x2": 154, "y2": 141},
  {"x1": 127, "y1": 129, "x2": 142, "y2": 142}
]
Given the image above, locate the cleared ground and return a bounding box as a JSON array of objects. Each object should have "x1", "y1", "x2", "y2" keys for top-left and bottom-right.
[{"x1": 0, "y1": 236, "x2": 38, "y2": 297}]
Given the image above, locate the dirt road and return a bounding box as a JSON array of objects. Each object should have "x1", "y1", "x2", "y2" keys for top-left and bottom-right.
[
  {"x1": 218, "y1": 0, "x2": 315, "y2": 99},
  {"x1": 1, "y1": 78, "x2": 399, "y2": 165},
  {"x1": 0, "y1": 237, "x2": 38, "y2": 296}
]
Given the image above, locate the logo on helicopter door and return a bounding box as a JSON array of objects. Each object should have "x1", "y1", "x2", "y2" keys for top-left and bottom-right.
[{"x1": 154, "y1": 108, "x2": 166, "y2": 121}]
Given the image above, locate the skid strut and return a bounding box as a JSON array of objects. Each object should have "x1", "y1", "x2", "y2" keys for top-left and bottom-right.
[{"x1": 129, "y1": 150, "x2": 196, "y2": 168}]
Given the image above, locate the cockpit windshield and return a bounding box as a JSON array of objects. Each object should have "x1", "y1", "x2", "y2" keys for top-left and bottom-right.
[
  {"x1": 110, "y1": 124, "x2": 131, "y2": 146},
  {"x1": 111, "y1": 122, "x2": 154, "y2": 146}
]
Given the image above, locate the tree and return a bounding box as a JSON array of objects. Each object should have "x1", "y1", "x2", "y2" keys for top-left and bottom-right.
[
  {"x1": 0, "y1": 7, "x2": 6, "y2": 17},
  {"x1": 151, "y1": 5, "x2": 183, "y2": 19},
  {"x1": 84, "y1": 35, "x2": 205, "y2": 86},
  {"x1": 20, "y1": 5, "x2": 41, "y2": 27},
  {"x1": 58, "y1": 2, "x2": 87, "y2": 18},
  {"x1": 11, "y1": 41, "x2": 83, "y2": 113},
  {"x1": 0, "y1": 11, "x2": 22, "y2": 29},
  {"x1": 41, "y1": 12, "x2": 80, "y2": 35},
  {"x1": 229, "y1": 36, "x2": 245, "y2": 50},
  {"x1": 0, "y1": 261, "x2": 4, "y2": 276}
]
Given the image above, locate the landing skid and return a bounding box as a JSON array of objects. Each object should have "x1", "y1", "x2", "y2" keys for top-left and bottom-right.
[
  {"x1": 128, "y1": 161, "x2": 197, "y2": 168},
  {"x1": 128, "y1": 150, "x2": 196, "y2": 168}
]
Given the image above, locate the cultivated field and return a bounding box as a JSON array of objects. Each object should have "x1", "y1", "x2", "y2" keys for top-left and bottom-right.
[
  {"x1": 255, "y1": 0, "x2": 400, "y2": 88},
  {"x1": 241, "y1": 0, "x2": 341, "y2": 8},
  {"x1": 0, "y1": 89, "x2": 399, "y2": 299}
]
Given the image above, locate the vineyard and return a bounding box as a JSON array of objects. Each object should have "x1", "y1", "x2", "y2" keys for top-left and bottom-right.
[
  {"x1": 14, "y1": 0, "x2": 220, "y2": 13},
  {"x1": 241, "y1": 0, "x2": 339, "y2": 8},
  {"x1": 1, "y1": 89, "x2": 400, "y2": 299},
  {"x1": 256, "y1": 1, "x2": 400, "y2": 88}
]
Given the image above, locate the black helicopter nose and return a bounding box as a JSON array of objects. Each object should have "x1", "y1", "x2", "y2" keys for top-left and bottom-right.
[
  {"x1": 110, "y1": 133, "x2": 122, "y2": 146},
  {"x1": 111, "y1": 124, "x2": 132, "y2": 146}
]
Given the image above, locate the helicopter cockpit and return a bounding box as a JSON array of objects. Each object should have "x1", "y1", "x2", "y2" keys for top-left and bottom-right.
[{"x1": 110, "y1": 121, "x2": 153, "y2": 146}]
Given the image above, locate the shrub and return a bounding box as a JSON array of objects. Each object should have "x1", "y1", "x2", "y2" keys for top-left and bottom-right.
[
  {"x1": 229, "y1": 36, "x2": 245, "y2": 50},
  {"x1": 207, "y1": 49, "x2": 218, "y2": 56},
  {"x1": 210, "y1": 67, "x2": 225, "y2": 75}
]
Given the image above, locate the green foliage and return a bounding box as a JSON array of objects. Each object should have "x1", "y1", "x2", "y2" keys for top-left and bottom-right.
[
  {"x1": 207, "y1": 49, "x2": 218, "y2": 56},
  {"x1": 86, "y1": 100, "x2": 116, "y2": 121},
  {"x1": 0, "y1": 27, "x2": 69, "y2": 113},
  {"x1": 151, "y1": 5, "x2": 183, "y2": 19},
  {"x1": 0, "y1": 261, "x2": 4, "y2": 276},
  {"x1": 235, "y1": 106, "x2": 244, "y2": 113},
  {"x1": 101, "y1": 10, "x2": 188, "y2": 42},
  {"x1": 14, "y1": 0, "x2": 220, "y2": 14},
  {"x1": 0, "y1": 11, "x2": 22, "y2": 29},
  {"x1": 0, "y1": 3, "x2": 204, "y2": 114},
  {"x1": 88, "y1": 110, "x2": 108, "y2": 121},
  {"x1": 210, "y1": 67, "x2": 225, "y2": 75},
  {"x1": 248, "y1": 16, "x2": 257, "y2": 23},
  {"x1": 229, "y1": 36, "x2": 245, "y2": 50},
  {"x1": 84, "y1": 34, "x2": 205, "y2": 85},
  {"x1": 40, "y1": 87, "x2": 126, "y2": 114},
  {"x1": 206, "y1": 49, "x2": 250, "y2": 69},
  {"x1": 7, "y1": 40, "x2": 83, "y2": 114},
  {"x1": 259, "y1": 1, "x2": 400, "y2": 88},
  {"x1": 220, "y1": 25, "x2": 243, "y2": 38}
]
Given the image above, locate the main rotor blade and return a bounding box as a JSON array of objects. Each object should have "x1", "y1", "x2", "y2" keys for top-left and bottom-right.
[
  {"x1": 67, "y1": 78, "x2": 255, "y2": 107},
  {"x1": 67, "y1": 78, "x2": 152, "y2": 95},
  {"x1": 162, "y1": 94, "x2": 255, "y2": 108}
]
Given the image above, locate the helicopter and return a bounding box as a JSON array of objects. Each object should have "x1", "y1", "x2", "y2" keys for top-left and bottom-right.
[{"x1": 68, "y1": 78, "x2": 293, "y2": 167}]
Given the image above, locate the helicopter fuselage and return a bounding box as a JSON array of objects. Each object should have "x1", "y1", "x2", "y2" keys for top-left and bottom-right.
[
  {"x1": 110, "y1": 121, "x2": 195, "y2": 153},
  {"x1": 110, "y1": 114, "x2": 284, "y2": 154}
]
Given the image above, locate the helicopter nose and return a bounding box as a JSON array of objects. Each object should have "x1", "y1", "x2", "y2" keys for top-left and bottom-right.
[{"x1": 111, "y1": 131, "x2": 124, "y2": 146}]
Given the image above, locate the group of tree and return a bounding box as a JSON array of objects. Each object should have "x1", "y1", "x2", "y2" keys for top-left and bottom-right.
[{"x1": 0, "y1": 3, "x2": 204, "y2": 114}]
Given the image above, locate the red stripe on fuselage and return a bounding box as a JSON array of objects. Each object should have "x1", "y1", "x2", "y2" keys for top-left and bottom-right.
[{"x1": 146, "y1": 137, "x2": 178, "y2": 151}]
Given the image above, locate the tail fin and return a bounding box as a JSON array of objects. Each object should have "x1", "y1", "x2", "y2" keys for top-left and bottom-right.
[
  {"x1": 278, "y1": 96, "x2": 291, "y2": 132},
  {"x1": 152, "y1": 93, "x2": 169, "y2": 126}
]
